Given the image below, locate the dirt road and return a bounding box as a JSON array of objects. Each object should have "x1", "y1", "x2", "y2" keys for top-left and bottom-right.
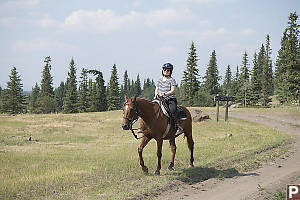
[{"x1": 155, "y1": 110, "x2": 300, "y2": 200}]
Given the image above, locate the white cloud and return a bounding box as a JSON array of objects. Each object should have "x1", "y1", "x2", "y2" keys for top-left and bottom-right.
[
  {"x1": 12, "y1": 38, "x2": 76, "y2": 52},
  {"x1": 0, "y1": 0, "x2": 40, "y2": 9},
  {"x1": 200, "y1": 28, "x2": 226, "y2": 39},
  {"x1": 156, "y1": 46, "x2": 177, "y2": 55},
  {"x1": 62, "y1": 9, "x2": 139, "y2": 34},
  {"x1": 37, "y1": 18, "x2": 59, "y2": 28},
  {"x1": 240, "y1": 28, "x2": 256, "y2": 36},
  {"x1": 62, "y1": 8, "x2": 195, "y2": 34},
  {"x1": 145, "y1": 8, "x2": 192, "y2": 27}
]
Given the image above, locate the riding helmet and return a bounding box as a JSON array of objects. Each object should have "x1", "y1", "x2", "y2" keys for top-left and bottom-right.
[{"x1": 162, "y1": 63, "x2": 173, "y2": 71}]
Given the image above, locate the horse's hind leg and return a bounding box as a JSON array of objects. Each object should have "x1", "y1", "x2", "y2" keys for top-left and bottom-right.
[
  {"x1": 138, "y1": 136, "x2": 151, "y2": 174},
  {"x1": 168, "y1": 136, "x2": 176, "y2": 171},
  {"x1": 185, "y1": 125, "x2": 194, "y2": 167}
]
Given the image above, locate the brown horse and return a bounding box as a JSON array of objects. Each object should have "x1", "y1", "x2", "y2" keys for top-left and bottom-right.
[{"x1": 122, "y1": 95, "x2": 194, "y2": 175}]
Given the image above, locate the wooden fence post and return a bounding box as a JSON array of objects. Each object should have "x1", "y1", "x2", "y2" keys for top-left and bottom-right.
[
  {"x1": 216, "y1": 94, "x2": 219, "y2": 122},
  {"x1": 225, "y1": 100, "x2": 229, "y2": 121}
]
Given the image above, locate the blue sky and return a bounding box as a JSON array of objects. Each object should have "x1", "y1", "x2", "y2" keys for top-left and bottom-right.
[{"x1": 0, "y1": 0, "x2": 299, "y2": 91}]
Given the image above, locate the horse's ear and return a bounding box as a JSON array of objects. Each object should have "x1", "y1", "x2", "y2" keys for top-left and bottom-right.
[{"x1": 133, "y1": 96, "x2": 136, "y2": 102}]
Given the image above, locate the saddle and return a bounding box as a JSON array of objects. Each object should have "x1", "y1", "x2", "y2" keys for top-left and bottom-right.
[
  {"x1": 152, "y1": 98, "x2": 187, "y2": 138},
  {"x1": 152, "y1": 98, "x2": 187, "y2": 120}
]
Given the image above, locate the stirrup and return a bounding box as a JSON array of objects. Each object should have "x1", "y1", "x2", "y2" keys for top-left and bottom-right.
[{"x1": 175, "y1": 124, "x2": 184, "y2": 136}]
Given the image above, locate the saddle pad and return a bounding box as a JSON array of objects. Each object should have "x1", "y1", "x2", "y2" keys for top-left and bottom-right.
[{"x1": 177, "y1": 107, "x2": 187, "y2": 120}]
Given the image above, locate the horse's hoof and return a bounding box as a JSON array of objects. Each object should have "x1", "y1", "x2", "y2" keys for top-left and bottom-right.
[
  {"x1": 189, "y1": 164, "x2": 194, "y2": 168},
  {"x1": 168, "y1": 166, "x2": 174, "y2": 171},
  {"x1": 142, "y1": 166, "x2": 148, "y2": 174},
  {"x1": 154, "y1": 171, "x2": 160, "y2": 175}
]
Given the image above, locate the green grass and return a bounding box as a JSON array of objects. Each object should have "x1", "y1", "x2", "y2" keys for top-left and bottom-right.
[{"x1": 0, "y1": 108, "x2": 293, "y2": 200}]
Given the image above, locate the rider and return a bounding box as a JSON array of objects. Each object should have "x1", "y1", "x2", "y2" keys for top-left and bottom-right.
[{"x1": 155, "y1": 63, "x2": 183, "y2": 135}]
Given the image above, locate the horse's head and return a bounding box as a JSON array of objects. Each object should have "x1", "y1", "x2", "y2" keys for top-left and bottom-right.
[{"x1": 122, "y1": 95, "x2": 139, "y2": 130}]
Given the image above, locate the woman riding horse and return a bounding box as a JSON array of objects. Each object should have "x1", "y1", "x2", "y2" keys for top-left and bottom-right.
[
  {"x1": 122, "y1": 63, "x2": 194, "y2": 175},
  {"x1": 155, "y1": 63, "x2": 183, "y2": 135}
]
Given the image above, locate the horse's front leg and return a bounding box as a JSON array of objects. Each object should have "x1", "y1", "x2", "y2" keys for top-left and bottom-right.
[
  {"x1": 154, "y1": 138, "x2": 163, "y2": 175},
  {"x1": 138, "y1": 136, "x2": 151, "y2": 174}
]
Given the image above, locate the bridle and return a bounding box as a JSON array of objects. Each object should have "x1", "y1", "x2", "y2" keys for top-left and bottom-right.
[
  {"x1": 123, "y1": 100, "x2": 143, "y2": 139},
  {"x1": 123, "y1": 98, "x2": 162, "y2": 140}
]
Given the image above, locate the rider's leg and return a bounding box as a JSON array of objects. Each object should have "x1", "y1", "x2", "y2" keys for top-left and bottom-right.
[{"x1": 168, "y1": 99, "x2": 183, "y2": 134}]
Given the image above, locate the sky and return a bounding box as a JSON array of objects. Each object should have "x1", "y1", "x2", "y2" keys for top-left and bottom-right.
[{"x1": 0, "y1": 0, "x2": 299, "y2": 91}]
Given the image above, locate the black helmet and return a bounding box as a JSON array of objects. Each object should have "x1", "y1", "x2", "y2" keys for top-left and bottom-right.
[{"x1": 162, "y1": 63, "x2": 173, "y2": 71}]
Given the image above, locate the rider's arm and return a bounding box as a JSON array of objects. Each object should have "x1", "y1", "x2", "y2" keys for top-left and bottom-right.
[
  {"x1": 165, "y1": 85, "x2": 176, "y2": 96},
  {"x1": 155, "y1": 86, "x2": 159, "y2": 97}
]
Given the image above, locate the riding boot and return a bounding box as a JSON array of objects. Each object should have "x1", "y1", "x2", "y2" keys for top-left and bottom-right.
[{"x1": 175, "y1": 119, "x2": 184, "y2": 136}]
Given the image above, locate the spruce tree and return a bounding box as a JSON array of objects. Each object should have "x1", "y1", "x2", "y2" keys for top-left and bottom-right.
[
  {"x1": 275, "y1": 12, "x2": 300, "y2": 103},
  {"x1": 39, "y1": 56, "x2": 56, "y2": 113},
  {"x1": 78, "y1": 68, "x2": 89, "y2": 112},
  {"x1": 181, "y1": 41, "x2": 199, "y2": 106},
  {"x1": 223, "y1": 65, "x2": 232, "y2": 96},
  {"x1": 64, "y1": 58, "x2": 78, "y2": 113},
  {"x1": 204, "y1": 50, "x2": 220, "y2": 96},
  {"x1": 95, "y1": 71, "x2": 107, "y2": 111},
  {"x1": 249, "y1": 52, "x2": 261, "y2": 106},
  {"x1": 141, "y1": 78, "x2": 155, "y2": 100},
  {"x1": 29, "y1": 83, "x2": 40, "y2": 113},
  {"x1": 87, "y1": 79, "x2": 97, "y2": 112},
  {"x1": 265, "y1": 34, "x2": 274, "y2": 95},
  {"x1": 107, "y1": 64, "x2": 121, "y2": 110},
  {"x1": 232, "y1": 65, "x2": 240, "y2": 97},
  {"x1": 237, "y1": 51, "x2": 250, "y2": 107},
  {"x1": 123, "y1": 70, "x2": 129, "y2": 96},
  {"x1": 40, "y1": 56, "x2": 54, "y2": 97},
  {"x1": 135, "y1": 74, "x2": 142, "y2": 97},
  {"x1": 54, "y1": 82, "x2": 66, "y2": 112},
  {"x1": 2, "y1": 67, "x2": 26, "y2": 114}
]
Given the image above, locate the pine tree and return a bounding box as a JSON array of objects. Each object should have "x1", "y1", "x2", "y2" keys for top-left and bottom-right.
[
  {"x1": 78, "y1": 68, "x2": 89, "y2": 112},
  {"x1": 275, "y1": 12, "x2": 300, "y2": 104},
  {"x1": 249, "y1": 52, "x2": 261, "y2": 106},
  {"x1": 95, "y1": 71, "x2": 107, "y2": 111},
  {"x1": 123, "y1": 70, "x2": 129, "y2": 96},
  {"x1": 181, "y1": 41, "x2": 199, "y2": 106},
  {"x1": 232, "y1": 65, "x2": 240, "y2": 97},
  {"x1": 237, "y1": 51, "x2": 251, "y2": 107},
  {"x1": 223, "y1": 65, "x2": 232, "y2": 96},
  {"x1": 204, "y1": 50, "x2": 220, "y2": 96},
  {"x1": 107, "y1": 64, "x2": 121, "y2": 110},
  {"x1": 2, "y1": 67, "x2": 26, "y2": 114},
  {"x1": 141, "y1": 78, "x2": 156, "y2": 100},
  {"x1": 54, "y1": 82, "x2": 66, "y2": 112},
  {"x1": 64, "y1": 58, "x2": 78, "y2": 113},
  {"x1": 265, "y1": 34, "x2": 274, "y2": 95},
  {"x1": 40, "y1": 56, "x2": 54, "y2": 97},
  {"x1": 87, "y1": 79, "x2": 97, "y2": 112},
  {"x1": 135, "y1": 74, "x2": 142, "y2": 97},
  {"x1": 29, "y1": 83, "x2": 40, "y2": 113},
  {"x1": 39, "y1": 56, "x2": 56, "y2": 113}
]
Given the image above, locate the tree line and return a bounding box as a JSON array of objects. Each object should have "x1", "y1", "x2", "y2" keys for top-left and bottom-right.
[
  {"x1": 181, "y1": 12, "x2": 299, "y2": 107},
  {"x1": 0, "y1": 12, "x2": 299, "y2": 114}
]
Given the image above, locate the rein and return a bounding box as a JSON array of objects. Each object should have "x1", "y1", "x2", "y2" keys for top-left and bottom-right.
[{"x1": 128, "y1": 99, "x2": 161, "y2": 140}]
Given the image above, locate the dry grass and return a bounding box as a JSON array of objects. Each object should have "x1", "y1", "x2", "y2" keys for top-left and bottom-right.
[{"x1": 0, "y1": 108, "x2": 293, "y2": 200}]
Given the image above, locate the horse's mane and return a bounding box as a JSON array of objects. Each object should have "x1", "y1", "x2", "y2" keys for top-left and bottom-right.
[{"x1": 135, "y1": 97, "x2": 157, "y2": 105}]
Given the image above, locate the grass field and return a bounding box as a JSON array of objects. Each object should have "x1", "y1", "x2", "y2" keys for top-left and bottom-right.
[{"x1": 0, "y1": 108, "x2": 292, "y2": 199}]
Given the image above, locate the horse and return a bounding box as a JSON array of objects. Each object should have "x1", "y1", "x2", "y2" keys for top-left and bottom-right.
[{"x1": 122, "y1": 95, "x2": 194, "y2": 175}]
